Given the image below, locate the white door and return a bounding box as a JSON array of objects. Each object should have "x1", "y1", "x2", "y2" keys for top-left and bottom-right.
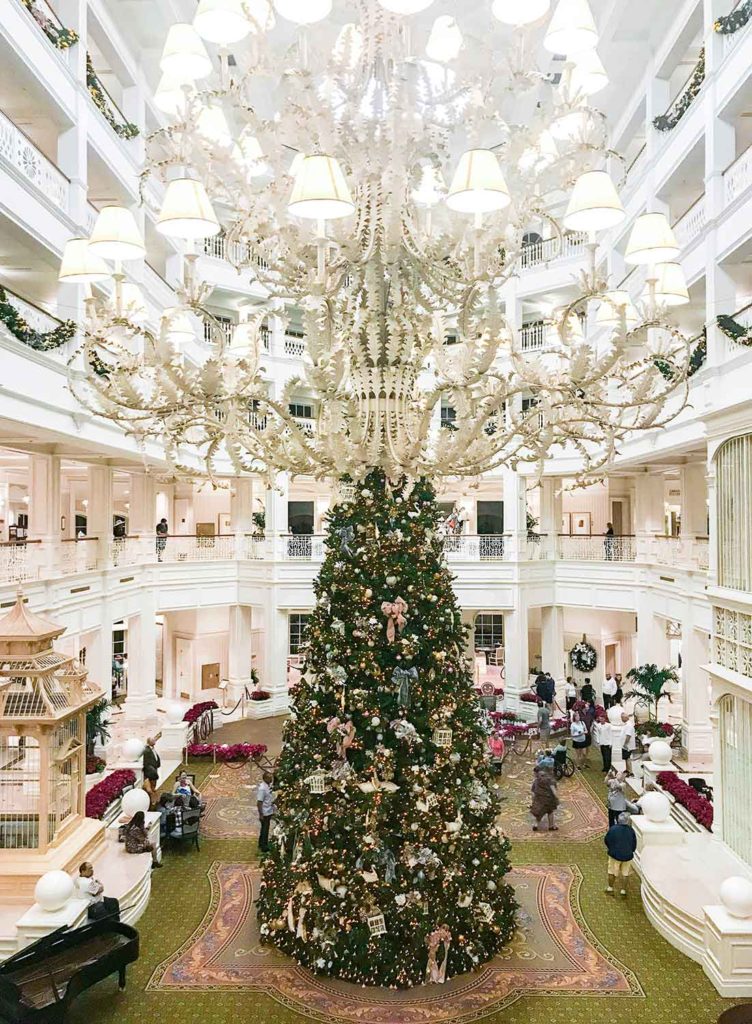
[{"x1": 175, "y1": 638, "x2": 193, "y2": 699}]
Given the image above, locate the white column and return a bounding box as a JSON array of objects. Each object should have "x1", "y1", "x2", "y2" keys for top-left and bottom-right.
[
  {"x1": 681, "y1": 463, "x2": 708, "y2": 538},
  {"x1": 262, "y1": 606, "x2": 290, "y2": 716},
  {"x1": 539, "y1": 476, "x2": 561, "y2": 557},
  {"x1": 230, "y1": 477, "x2": 254, "y2": 533},
  {"x1": 503, "y1": 603, "x2": 529, "y2": 713},
  {"x1": 636, "y1": 590, "x2": 669, "y2": 667},
  {"x1": 634, "y1": 472, "x2": 665, "y2": 560},
  {"x1": 124, "y1": 589, "x2": 158, "y2": 722},
  {"x1": 706, "y1": 459, "x2": 719, "y2": 587},
  {"x1": 128, "y1": 472, "x2": 155, "y2": 536},
  {"x1": 502, "y1": 467, "x2": 527, "y2": 560},
  {"x1": 681, "y1": 616, "x2": 712, "y2": 763},
  {"x1": 541, "y1": 606, "x2": 566, "y2": 690},
  {"x1": 265, "y1": 473, "x2": 289, "y2": 557},
  {"x1": 27, "y1": 454, "x2": 61, "y2": 542},
  {"x1": 86, "y1": 465, "x2": 113, "y2": 563},
  {"x1": 88, "y1": 613, "x2": 113, "y2": 700},
  {"x1": 228, "y1": 605, "x2": 253, "y2": 702}
]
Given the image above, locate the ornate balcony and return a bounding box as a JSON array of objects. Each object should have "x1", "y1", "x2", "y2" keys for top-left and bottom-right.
[{"x1": 0, "y1": 108, "x2": 68, "y2": 211}]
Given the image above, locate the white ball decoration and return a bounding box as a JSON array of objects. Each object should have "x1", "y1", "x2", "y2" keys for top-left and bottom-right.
[
  {"x1": 35, "y1": 871, "x2": 74, "y2": 912},
  {"x1": 122, "y1": 737, "x2": 145, "y2": 761},
  {"x1": 121, "y1": 787, "x2": 151, "y2": 817},
  {"x1": 720, "y1": 876, "x2": 752, "y2": 918},
  {"x1": 648, "y1": 739, "x2": 672, "y2": 766},
  {"x1": 640, "y1": 791, "x2": 671, "y2": 823},
  {"x1": 165, "y1": 701, "x2": 185, "y2": 725},
  {"x1": 607, "y1": 705, "x2": 624, "y2": 726}
]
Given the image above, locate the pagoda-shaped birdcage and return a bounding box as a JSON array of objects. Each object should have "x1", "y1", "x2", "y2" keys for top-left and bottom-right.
[{"x1": 0, "y1": 593, "x2": 103, "y2": 854}]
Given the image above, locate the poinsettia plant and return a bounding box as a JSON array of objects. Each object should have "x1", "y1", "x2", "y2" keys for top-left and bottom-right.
[
  {"x1": 183, "y1": 700, "x2": 218, "y2": 724},
  {"x1": 657, "y1": 771, "x2": 713, "y2": 829},
  {"x1": 188, "y1": 742, "x2": 268, "y2": 761},
  {"x1": 86, "y1": 769, "x2": 136, "y2": 819}
]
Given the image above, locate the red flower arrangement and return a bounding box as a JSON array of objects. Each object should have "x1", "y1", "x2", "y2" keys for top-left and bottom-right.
[
  {"x1": 520, "y1": 691, "x2": 538, "y2": 703},
  {"x1": 250, "y1": 689, "x2": 271, "y2": 701},
  {"x1": 657, "y1": 771, "x2": 713, "y2": 830},
  {"x1": 86, "y1": 754, "x2": 106, "y2": 775},
  {"x1": 86, "y1": 769, "x2": 136, "y2": 819},
  {"x1": 490, "y1": 711, "x2": 521, "y2": 723},
  {"x1": 183, "y1": 700, "x2": 218, "y2": 724},
  {"x1": 187, "y1": 742, "x2": 268, "y2": 761}
]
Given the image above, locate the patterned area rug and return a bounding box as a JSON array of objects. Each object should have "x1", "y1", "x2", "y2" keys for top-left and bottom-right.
[
  {"x1": 498, "y1": 761, "x2": 608, "y2": 843},
  {"x1": 149, "y1": 862, "x2": 641, "y2": 1022},
  {"x1": 201, "y1": 764, "x2": 259, "y2": 839}
]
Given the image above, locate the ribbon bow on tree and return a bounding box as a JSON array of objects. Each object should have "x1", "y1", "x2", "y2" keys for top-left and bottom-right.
[
  {"x1": 391, "y1": 665, "x2": 418, "y2": 707},
  {"x1": 326, "y1": 716, "x2": 356, "y2": 758},
  {"x1": 381, "y1": 597, "x2": 408, "y2": 642}
]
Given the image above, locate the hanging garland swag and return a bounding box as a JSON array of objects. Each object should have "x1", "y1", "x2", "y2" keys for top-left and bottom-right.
[
  {"x1": 653, "y1": 50, "x2": 705, "y2": 132},
  {"x1": 716, "y1": 313, "x2": 752, "y2": 345},
  {"x1": 0, "y1": 287, "x2": 76, "y2": 352},
  {"x1": 570, "y1": 637, "x2": 598, "y2": 673},
  {"x1": 86, "y1": 56, "x2": 140, "y2": 140},
  {"x1": 20, "y1": 0, "x2": 78, "y2": 49},
  {"x1": 715, "y1": 0, "x2": 752, "y2": 34}
]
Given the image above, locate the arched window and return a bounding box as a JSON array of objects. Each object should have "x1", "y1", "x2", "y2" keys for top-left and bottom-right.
[
  {"x1": 719, "y1": 693, "x2": 752, "y2": 863},
  {"x1": 716, "y1": 434, "x2": 752, "y2": 591}
]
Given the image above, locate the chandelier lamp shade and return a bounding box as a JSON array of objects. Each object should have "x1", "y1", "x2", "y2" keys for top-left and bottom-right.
[
  {"x1": 596, "y1": 290, "x2": 640, "y2": 328},
  {"x1": 446, "y1": 149, "x2": 510, "y2": 214},
  {"x1": 625, "y1": 212, "x2": 680, "y2": 265},
  {"x1": 425, "y1": 16, "x2": 463, "y2": 62},
  {"x1": 193, "y1": 0, "x2": 252, "y2": 44},
  {"x1": 153, "y1": 73, "x2": 192, "y2": 117},
  {"x1": 491, "y1": 0, "x2": 551, "y2": 26},
  {"x1": 156, "y1": 178, "x2": 221, "y2": 240},
  {"x1": 648, "y1": 262, "x2": 690, "y2": 306},
  {"x1": 272, "y1": 0, "x2": 332, "y2": 25},
  {"x1": 563, "y1": 170, "x2": 625, "y2": 232},
  {"x1": 288, "y1": 155, "x2": 355, "y2": 220},
  {"x1": 544, "y1": 0, "x2": 598, "y2": 55},
  {"x1": 568, "y1": 48, "x2": 608, "y2": 96},
  {"x1": 119, "y1": 282, "x2": 148, "y2": 320},
  {"x1": 377, "y1": 0, "x2": 435, "y2": 13},
  {"x1": 196, "y1": 104, "x2": 234, "y2": 147},
  {"x1": 58, "y1": 239, "x2": 110, "y2": 284},
  {"x1": 88, "y1": 207, "x2": 145, "y2": 262},
  {"x1": 160, "y1": 23, "x2": 212, "y2": 81}
]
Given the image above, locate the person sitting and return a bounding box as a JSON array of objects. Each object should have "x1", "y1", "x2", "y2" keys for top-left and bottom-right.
[
  {"x1": 552, "y1": 738, "x2": 568, "y2": 769},
  {"x1": 168, "y1": 795, "x2": 185, "y2": 837},
  {"x1": 174, "y1": 771, "x2": 206, "y2": 811},
  {"x1": 535, "y1": 748, "x2": 555, "y2": 771},
  {"x1": 123, "y1": 811, "x2": 160, "y2": 867},
  {"x1": 157, "y1": 792, "x2": 174, "y2": 838},
  {"x1": 75, "y1": 862, "x2": 120, "y2": 921}
]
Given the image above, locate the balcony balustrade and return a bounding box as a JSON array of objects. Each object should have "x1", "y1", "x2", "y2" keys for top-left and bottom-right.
[
  {"x1": 724, "y1": 143, "x2": 752, "y2": 206},
  {"x1": 722, "y1": 0, "x2": 752, "y2": 53},
  {"x1": 283, "y1": 332, "x2": 306, "y2": 356},
  {"x1": 277, "y1": 534, "x2": 326, "y2": 561},
  {"x1": 1, "y1": 286, "x2": 66, "y2": 337},
  {"x1": 443, "y1": 534, "x2": 507, "y2": 561},
  {"x1": 519, "y1": 232, "x2": 587, "y2": 271},
  {"x1": 649, "y1": 535, "x2": 710, "y2": 570},
  {"x1": 0, "y1": 108, "x2": 68, "y2": 211},
  {"x1": 519, "y1": 322, "x2": 547, "y2": 351},
  {"x1": 673, "y1": 196, "x2": 706, "y2": 249},
  {"x1": 557, "y1": 534, "x2": 636, "y2": 562}
]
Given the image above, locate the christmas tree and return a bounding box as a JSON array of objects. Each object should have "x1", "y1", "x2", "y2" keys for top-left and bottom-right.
[{"x1": 257, "y1": 471, "x2": 516, "y2": 987}]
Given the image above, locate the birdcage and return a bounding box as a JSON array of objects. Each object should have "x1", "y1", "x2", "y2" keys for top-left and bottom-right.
[
  {"x1": 367, "y1": 910, "x2": 387, "y2": 936},
  {"x1": 432, "y1": 727, "x2": 453, "y2": 748},
  {"x1": 306, "y1": 769, "x2": 329, "y2": 794},
  {"x1": 0, "y1": 593, "x2": 103, "y2": 855}
]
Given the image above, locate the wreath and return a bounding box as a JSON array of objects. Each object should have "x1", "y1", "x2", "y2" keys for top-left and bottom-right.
[{"x1": 570, "y1": 637, "x2": 597, "y2": 673}]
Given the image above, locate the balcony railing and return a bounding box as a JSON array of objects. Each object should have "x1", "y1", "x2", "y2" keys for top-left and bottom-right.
[
  {"x1": 59, "y1": 536, "x2": 99, "y2": 574},
  {"x1": 652, "y1": 50, "x2": 705, "y2": 133},
  {"x1": 558, "y1": 534, "x2": 636, "y2": 562},
  {"x1": 519, "y1": 232, "x2": 587, "y2": 271},
  {"x1": 721, "y1": 0, "x2": 752, "y2": 53},
  {"x1": 443, "y1": 535, "x2": 506, "y2": 561},
  {"x1": 650, "y1": 535, "x2": 709, "y2": 571},
  {"x1": 0, "y1": 108, "x2": 68, "y2": 211},
  {"x1": 1, "y1": 287, "x2": 65, "y2": 336},
  {"x1": 283, "y1": 332, "x2": 306, "y2": 356},
  {"x1": 724, "y1": 142, "x2": 752, "y2": 206},
  {"x1": 673, "y1": 196, "x2": 706, "y2": 249},
  {"x1": 0, "y1": 540, "x2": 43, "y2": 584},
  {"x1": 519, "y1": 322, "x2": 547, "y2": 351},
  {"x1": 278, "y1": 534, "x2": 326, "y2": 560}
]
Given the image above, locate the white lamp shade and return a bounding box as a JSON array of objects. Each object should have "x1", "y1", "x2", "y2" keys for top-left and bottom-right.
[
  {"x1": 160, "y1": 23, "x2": 212, "y2": 81},
  {"x1": 233, "y1": 129, "x2": 267, "y2": 177},
  {"x1": 596, "y1": 290, "x2": 639, "y2": 328},
  {"x1": 34, "y1": 871, "x2": 74, "y2": 912},
  {"x1": 157, "y1": 178, "x2": 220, "y2": 240},
  {"x1": 377, "y1": 0, "x2": 434, "y2": 12},
  {"x1": 426, "y1": 16, "x2": 463, "y2": 62},
  {"x1": 154, "y1": 73, "x2": 192, "y2": 118},
  {"x1": 194, "y1": 0, "x2": 251, "y2": 44},
  {"x1": 625, "y1": 213, "x2": 680, "y2": 265},
  {"x1": 88, "y1": 206, "x2": 145, "y2": 262},
  {"x1": 288, "y1": 155, "x2": 355, "y2": 220},
  {"x1": 569, "y1": 48, "x2": 608, "y2": 96},
  {"x1": 273, "y1": 0, "x2": 331, "y2": 24},
  {"x1": 563, "y1": 171, "x2": 624, "y2": 232},
  {"x1": 59, "y1": 238, "x2": 110, "y2": 284},
  {"x1": 550, "y1": 107, "x2": 589, "y2": 142},
  {"x1": 162, "y1": 307, "x2": 197, "y2": 345},
  {"x1": 122, "y1": 737, "x2": 145, "y2": 760},
  {"x1": 231, "y1": 321, "x2": 259, "y2": 353},
  {"x1": 165, "y1": 700, "x2": 186, "y2": 724},
  {"x1": 196, "y1": 104, "x2": 233, "y2": 147},
  {"x1": 121, "y1": 787, "x2": 151, "y2": 817},
  {"x1": 446, "y1": 149, "x2": 510, "y2": 214},
  {"x1": 492, "y1": 0, "x2": 550, "y2": 25},
  {"x1": 544, "y1": 0, "x2": 598, "y2": 55},
  {"x1": 649, "y1": 262, "x2": 690, "y2": 306}
]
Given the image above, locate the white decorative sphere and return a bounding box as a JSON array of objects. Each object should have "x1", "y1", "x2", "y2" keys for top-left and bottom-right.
[
  {"x1": 165, "y1": 701, "x2": 185, "y2": 725},
  {"x1": 720, "y1": 876, "x2": 752, "y2": 918},
  {"x1": 35, "y1": 871, "x2": 74, "y2": 912},
  {"x1": 648, "y1": 739, "x2": 672, "y2": 766},
  {"x1": 122, "y1": 737, "x2": 145, "y2": 761},
  {"x1": 607, "y1": 705, "x2": 624, "y2": 726},
  {"x1": 121, "y1": 787, "x2": 151, "y2": 817},
  {"x1": 640, "y1": 791, "x2": 671, "y2": 823}
]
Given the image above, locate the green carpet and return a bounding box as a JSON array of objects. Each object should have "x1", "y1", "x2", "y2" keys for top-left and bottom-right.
[{"x1": 67, "y1": 742, "x2": 742, "y2": 1024}]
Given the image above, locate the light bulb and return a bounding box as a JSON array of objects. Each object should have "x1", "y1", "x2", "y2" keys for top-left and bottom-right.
[
  {"x1": 273, "y1": 0, "x2": 331, "y2": 24},
  {"x1": 492, "y1": 0, "x2": 550, "y2": 26},
  {"x1": 425, "y1": 16, "x2": 463, "y2": 63}
]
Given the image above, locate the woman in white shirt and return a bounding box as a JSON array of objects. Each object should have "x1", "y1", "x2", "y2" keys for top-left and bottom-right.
[
  {"x1": 570, "y1": 711, "x2": 588, "y2": 769},
  {"x1": 591, "y1": 716, "x2": 613, "y2": 772}
]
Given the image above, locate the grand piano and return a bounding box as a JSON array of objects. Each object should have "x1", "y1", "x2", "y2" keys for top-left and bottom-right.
[{"x1": 0, "y1": 919, "x2": 139, "y2": 1023}]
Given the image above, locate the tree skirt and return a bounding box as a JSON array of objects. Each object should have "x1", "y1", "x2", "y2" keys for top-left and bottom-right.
[
  {"x1": 148, "y1": 862, "x2": 640, "y2": 1022},
  {"x1": 497, "y1": 762, "x2": 607, "y2": 843},
  {"x1": 201, "y1": 765, "x2": 259, "y2": 840}
]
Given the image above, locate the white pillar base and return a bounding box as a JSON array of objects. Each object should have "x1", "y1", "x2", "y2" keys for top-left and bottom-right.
[
  {"x1": 158, "y1": 722, "x2": 190, "y2": 760},
  {"x1": 247, "y1": 689, "x2": 289, "y2": 719},
  {"x1": 681, "y1": 722, "x2": 714, "y2": 764},
  {"x1": 16, "y1": 899, "x2": 89, "y2": 951},
  {"x1": 704, "y1": 906, "x2": 752, "y2": 997}
]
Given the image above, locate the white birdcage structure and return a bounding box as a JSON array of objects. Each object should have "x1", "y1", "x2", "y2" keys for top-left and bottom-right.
[
  {"x1": 0, "y1": 593, "x2": 103, "y2": 855},
  {"x1": 366, "y1": 910, "x2": 387, "y2": 937},
  {"x1": 306, "y1": 769, "x2": 329, "y2": 795},
  {"x1": 432, "y1": 727, "x2": 453, "y2": 748}
]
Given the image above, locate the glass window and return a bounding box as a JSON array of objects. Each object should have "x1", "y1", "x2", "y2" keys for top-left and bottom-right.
[
  {"x1": 474, "y1": 613, "x2": 503, "y2": 650},
  {"x1": 289, "y1": 613, "x2": 310, "y2": 655},
  {"x1": 289, "y1": 402, "x2": 314, "y2": 419},
  {"x1": 477, "y1": 500, "x2": 504, "y2": 534}
]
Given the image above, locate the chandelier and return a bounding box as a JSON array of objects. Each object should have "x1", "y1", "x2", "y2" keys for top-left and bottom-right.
[{"x1": 63, "y1": 0, "x2": 692, "y2": 484}]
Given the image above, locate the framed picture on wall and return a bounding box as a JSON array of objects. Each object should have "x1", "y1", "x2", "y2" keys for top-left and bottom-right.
[
  {"x1": 560, "y1": 513, "x2": 571, "y2": 535},
  {"x1": 217, "y1": 513, "x2": 233, "y2": 534},
  {"x1": 572, "y1": 512, "x2": 592, "y2": 536}
]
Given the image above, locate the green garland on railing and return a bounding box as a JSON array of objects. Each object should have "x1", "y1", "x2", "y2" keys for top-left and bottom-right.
[
  {"x1": 715, "y1": 0, "x2": 752, "y2": 34},
  {"x1": 653, "y1": 49, "x2": 705, "y2": 132},
  {"x1": 86, "y1": 55, "x2": 139, "y2": 140},
  {"x1": 20, "y1": 0, "x2": 78, "y2": 49},
  {"x1": 88, "y1": 351, "x2": 112, "y2": 378},
  {"x1": 0, "y1": 286, "x2": 76, "y2": 351},
  {"x1": 717, "y1": 313, "x2": 752, "y2": 344},
  {"x1": 654, "y1": 328, "x2": 707, "y2": 381}
]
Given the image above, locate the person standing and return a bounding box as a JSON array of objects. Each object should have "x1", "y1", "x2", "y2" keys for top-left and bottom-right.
[
  {"x1": 614, "y1": 673, "x2": 624, "y2": 705},
  {"x1": 603, "y1": 673, "x2": 617, "y2": 710},
  {"x1": 592, "y1": 714, "x2": 613, "y2": 772},
  {"x1": 580, "y1": 677, "x2": 595, "y2": 707},
  {"x1": 604, "y1": 522, "x2": 615, "y2": 560},
  {"x1": 156, "y1": 517, "x2": 168, "y2": 561},
  {"x1": 257, "y1": 771, "x2": 276, "y2": 853},
  {"x1": 570, "y1": 711, "x2": 588, "y2": 768},
  {"x1": 142, "y1": 736, "x2": 161, "y2": 808},
  {"x1": 564, "y1": 676, "x2": 577, "y2": 711},
  {"x1": 604, "y1": 812, "x2": 637, "y2": 897},
  {"x1": 530, "y1": 765, "x2": 559, "y2": 832},
  {"x1": 620, "y1": 711, "x2": 637, "y2": 775},
  {"x1": 536, "y1": 700, "x2": 551, "y2": 747}
]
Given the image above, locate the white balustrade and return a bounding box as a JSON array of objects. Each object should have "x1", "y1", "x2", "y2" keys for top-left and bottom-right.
[
  {"x1": 58, "y1": 539, "x2": 99, "y2": 575},
  {"x1": 443, "y1": 535, "x2": 506, "y2": 561},
  {"x1": 673, "y1": 197, "x2": 706, "y2": 249},
  {"x1": 558, "y1": 535, "x2": 636, "y2": 562},
  {"x1": 519, "y1": 322, "x2": 547, "y2": 351},
  {"x1": 243, "y1": 535, "x2": 266, "y2": 560},
  {"x1": 722, "y1": 3, "x2": 752, "y2": 54},
  {"x1": 283, "y1": 333, "x2": 306, "y2": 356},
  {"x1": 5, "y1": 291, "x2": 63, "y2": 335},
  {"x1": 724, "y1": 143, "x2": 752, "y2": 207},
  {"x1": 519, "y1": 232, "x2": 587, "y2": 271},
  {"x1": 279, "y1": 534, "x2": 326, "y2": 561},
  {"x1": 109, "y1": 536, "x2": 147, "y2": 567},
  {"x1": 0, "y1": 109, "x2": 68, "y2": 211},
  {"x1": 0, "y1": 542, "x2": 41, "y2": 584},
  {"x1": 160, "y1": 534, "x2": 236, "y2": 562}
]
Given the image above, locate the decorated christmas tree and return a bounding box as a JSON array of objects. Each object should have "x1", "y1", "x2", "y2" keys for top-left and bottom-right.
[{"x1": 257, "y1": 471, "x2": 516, "y2": 987}]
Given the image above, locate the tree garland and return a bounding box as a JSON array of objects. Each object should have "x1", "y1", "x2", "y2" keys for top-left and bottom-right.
[
  {"x1": 570, "y1": 637, "x2": 597, "y2": 673},
  {"x1": 20, "y1": 0, "x2": 78, "y2": 49},
  {"x1": 86, "y1": 55, "x2": 139, "y2": 140},
  {"x1": 715, "y1": 0, "x2": 752, "y2": 34},
  {"x1": 716, "y1": 313, "x2": 752, "y2": 345},
  {"x1": 654, "y1": 328, "x2": 706, "y2": 381},
  {"x1": 653, "y1": 49, "x2": 705, "y2": 132},
  {"x1": 0, "y1": 286, "x2": 76, "y2": 351}
]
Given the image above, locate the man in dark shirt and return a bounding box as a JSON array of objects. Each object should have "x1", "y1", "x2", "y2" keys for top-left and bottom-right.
[
  {"x1": 604, "y1": 811, "x2": 637, "y2": 897},
  {"x1": 580, "y1": 677, "x2": 596, "y2": 706},
  {"x1": 156, "y1": 518, "x2": 168, "y2": 561}
]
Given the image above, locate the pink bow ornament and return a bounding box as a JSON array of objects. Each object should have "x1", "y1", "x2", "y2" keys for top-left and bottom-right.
[{"x1": 381, "y1": 597, "x2": 408, "y2": 642}]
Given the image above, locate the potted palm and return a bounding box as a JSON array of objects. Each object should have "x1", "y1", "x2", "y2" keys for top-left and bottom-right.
[
  {"x1": 625, "y1": 664, "x2": 679, "y2": 742},
  {"x1": 86, "y1": 697, "x2": 113, "y2": 758}
]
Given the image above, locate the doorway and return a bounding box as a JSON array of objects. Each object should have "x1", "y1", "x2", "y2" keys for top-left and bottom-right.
[
  {"x1": 176, "y1": 638, "x2": 192, "y2": 700},
  {"x1": 604, "y1": 642, "x2": 617, "y2": 677}
]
